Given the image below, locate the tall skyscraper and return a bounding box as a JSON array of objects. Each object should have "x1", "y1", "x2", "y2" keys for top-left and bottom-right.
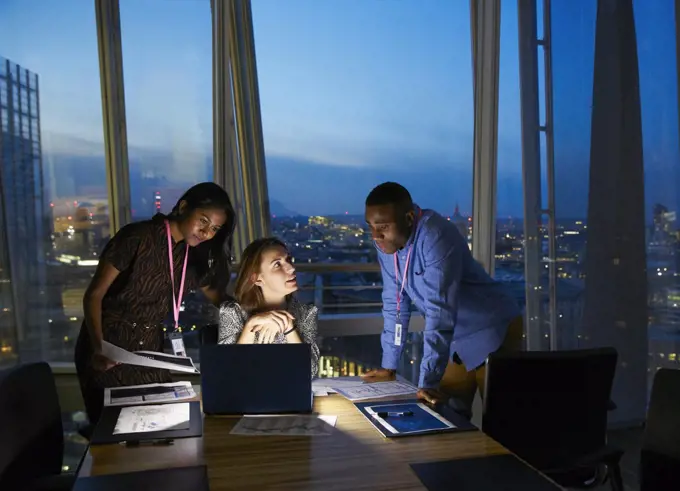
[{"x1": 0, "y1": 56, "x2": 49, "y2": 361}]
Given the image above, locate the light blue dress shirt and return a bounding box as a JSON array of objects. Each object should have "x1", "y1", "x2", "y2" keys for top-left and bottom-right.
[{"x1": 377, "y1": 206, "x2": 521, "y2": 388}]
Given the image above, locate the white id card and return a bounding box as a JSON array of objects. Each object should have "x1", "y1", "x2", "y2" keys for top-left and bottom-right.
[
  {"x1": 394, "y1": 323, "x2": 403, "y2": 346},
  {"x1": 170, "y1": 335, "x2": 187, "y2": 357}
]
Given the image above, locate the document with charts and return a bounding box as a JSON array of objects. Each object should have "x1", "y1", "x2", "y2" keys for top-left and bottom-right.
[
  {"x1": 112, "y1": 402, "x2": 191, "y2": 435},
  {"x1": 230, "y1": 415, "x2": 337, "y2": 436},
  {"x1": 334, "y1": 381, "x2": 417, "y2": 401}
]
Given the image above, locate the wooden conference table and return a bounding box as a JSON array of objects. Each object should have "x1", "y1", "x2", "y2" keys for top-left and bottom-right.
[{"x1": 77, "y1": 394, "x2": 553, "y2": 490}]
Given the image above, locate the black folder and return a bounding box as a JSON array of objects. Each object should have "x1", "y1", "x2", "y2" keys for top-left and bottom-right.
[
  {"x1": 354, "y1": 398, "x2": 476, "y2": 438},
  {"x1": 90, "y1": 401, "x2": 203, "y2": 444},
  {"x1": 73, "y1": 465, "x2": 209, "y2": 491},
  {"x1": 410, "y1": 455, "x2": 562, "y2": 491}
]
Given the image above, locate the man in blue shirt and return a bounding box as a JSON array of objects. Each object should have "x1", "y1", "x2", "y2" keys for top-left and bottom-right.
[{"x1": 361, "y1": 182, "x2": 523, "y2": 415}]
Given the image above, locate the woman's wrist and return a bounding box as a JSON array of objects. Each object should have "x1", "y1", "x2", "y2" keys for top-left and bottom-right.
[{"x1": 283, "y1": 326, "x2": 296, "y2": 336}]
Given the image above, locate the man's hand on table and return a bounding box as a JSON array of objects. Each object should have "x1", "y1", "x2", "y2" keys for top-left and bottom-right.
[
  {"x1": 416, "y1": 388, "x2": 449, "y2": 405},
  {"x1": 360, "y1": 368, "x2": 396, "y2": 383}
]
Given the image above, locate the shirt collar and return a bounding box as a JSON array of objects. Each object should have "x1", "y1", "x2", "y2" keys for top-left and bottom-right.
[
  {"x1": 154, "y1": 213, "x2": 181, "y2": 247},
  {"x1": 401, "y1": 204, "x2": 422, "y2": 251}
]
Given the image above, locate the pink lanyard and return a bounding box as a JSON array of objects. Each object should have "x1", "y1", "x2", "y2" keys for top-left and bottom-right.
[
  {"x1": 394, "y1": 246, "x2": 413, "y2": 320},
  {"x1": 393, "y1": 209, "x2": 422, "y2": 319},
  {"x1": 165, "y1": 220, "x2": 189, "y2": 330}
]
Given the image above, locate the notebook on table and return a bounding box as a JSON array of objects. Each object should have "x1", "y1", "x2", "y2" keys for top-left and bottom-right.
[
  {"x1": 354, "y1": 398, "x2": 476, "y2": 438},
  {"x1": 200, "y1": 343, "x2": 313, "y2": 415}
]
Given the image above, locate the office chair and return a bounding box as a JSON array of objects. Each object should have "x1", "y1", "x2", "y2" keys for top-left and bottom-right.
[
  {"x1": 0, "y1": 362, "x2": 75, "y2": 491},
  {"x1": 482, "y1": 347, "x2": 624, "y2": 491},
  {"x1": 199, "y1": 324, "x2": 219, "y2": 345},
  {"x1": 640, "y1": 368, "x2": 680, "y2": 490}
]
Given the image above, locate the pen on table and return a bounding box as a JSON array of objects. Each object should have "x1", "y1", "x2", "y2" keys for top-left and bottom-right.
[
  {"x1": 377, "y1": 410, "x2": 414, "y2": 418},
  {"x1": 120, "y1": 438, "x2": 175, "y2": 447}
]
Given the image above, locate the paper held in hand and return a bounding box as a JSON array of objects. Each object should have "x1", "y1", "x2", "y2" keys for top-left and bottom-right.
[{"x1": 102, "y1": 341, "x2": 199, "y2": 374}]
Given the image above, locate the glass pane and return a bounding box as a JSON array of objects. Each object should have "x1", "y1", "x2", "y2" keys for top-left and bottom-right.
[
  {"x1": 252, "y1": 0, "x2": 474, "y2": 316},
  {"x1": 0, "y1": 1, "x2": 110, "y2": 365},
  {"x1": 120, "y1": 0, "x2": 214, "y2": 334},
  {"x1": 317, "y1": 332, "x2": 421, "y2": 386},
  {"x1": 634, "y1": 0, "x2": 680, "y2": 394},
  {"x1": 551, "y1": 0, "x2": 595, "y2": 351},
  {"x1": 496, "y1": 0, "x2": 527, "y2": 349},
  {"x1": 120, "y1": 0, "x2": 213, "y2": 219},
  {"x1": 0, "y1": 0, "x2": 106, "y2": 471}
]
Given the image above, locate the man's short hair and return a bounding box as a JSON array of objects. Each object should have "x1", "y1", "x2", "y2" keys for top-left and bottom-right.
[{"x1": 365, "y1": 182, "x2": 413, "y2": 213}]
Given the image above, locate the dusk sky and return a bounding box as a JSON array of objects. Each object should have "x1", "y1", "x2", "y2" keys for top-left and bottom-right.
[{"x1": 0, "y1": 0, "x2": 678, "y2": 218}]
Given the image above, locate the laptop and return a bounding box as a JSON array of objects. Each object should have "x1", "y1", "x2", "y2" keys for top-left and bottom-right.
[{"x1": 200, "y1": 343, "x2": 313, "y2": 415}]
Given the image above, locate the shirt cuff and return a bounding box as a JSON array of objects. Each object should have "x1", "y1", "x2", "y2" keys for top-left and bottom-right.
[{"x1": 381, "y1": 350, "x2": 400, "y2": 370}]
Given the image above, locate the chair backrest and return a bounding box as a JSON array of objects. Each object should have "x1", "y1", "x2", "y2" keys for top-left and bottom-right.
[
  {"x1": 0, "y1": 362, "x2": 64, "y2": 488},
  {"x1": 482, "y1": 347, "x2": 617, "y2": 470},
  {"x1": 199, "y1": 324, "x2": 219, "y2": 345},
  {"x1": 641, "y1": 368, "x2": 680, "y2": 490}
]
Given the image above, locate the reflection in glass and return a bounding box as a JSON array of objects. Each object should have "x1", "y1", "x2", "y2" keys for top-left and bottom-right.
[
  {"x1": 120, "y1": 0, "x2": 213, "y2": 220},
  {"x1": 0, "y1": 1, "x2": 110, "y2": 364}
]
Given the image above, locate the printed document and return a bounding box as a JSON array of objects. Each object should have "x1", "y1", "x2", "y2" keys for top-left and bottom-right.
[
  {"x1": 334, "y1": 381, "x2": 417, "y2": 402},
  {"x1": 104, "y1": 381, "x2": 196, "y2": 406},
  {"x1": 230, "y1": 415, "x2": 337, "y2": 436},
  {"x1": 113, "y1": 403, "x2": 191, "y2": 435},
  {"x1": 102, "y1": 341, "x2": 199, "y2": 373},
  {"x1": 312, "y1": 376, "x2": 366, "y2": 394}
]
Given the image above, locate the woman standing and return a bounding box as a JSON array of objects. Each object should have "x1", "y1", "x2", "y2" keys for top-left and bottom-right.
[{"x1": 75, "y1": 182, "x2": 235, "y2": 424}]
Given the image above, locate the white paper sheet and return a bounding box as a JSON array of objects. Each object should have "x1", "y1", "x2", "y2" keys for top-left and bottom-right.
[
  {"x1": 112, "y1": 403, "x2": 191, "y2": 435},
  {"x1": 321, "y1": 376, "x2": 365, "y2": 389},
  {"x1": 104, "y1": 381, "x2": 196, "y2": 406},
  {"x1": 312, "y1": 376, "x2": 366, "y2": 395},
  {"x1": 333, "y1": 381, "x2": 417, "y2": 402},
  {"x1": 102, "y1": 341, "x2": 199, "y2": 373},
  {"x1": 230, "y1": 415, "x2": 337, "y2": 436}
]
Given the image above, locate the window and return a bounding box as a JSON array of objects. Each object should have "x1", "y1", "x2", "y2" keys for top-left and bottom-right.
[
  {"x1": 120, "y1": 0, "x2": 213, "y2": 220},
  {"x1": 634, "y1": 0, "x2": 680, "y2": 396},
  {"x1": 549, "y1": 0, "x2": 662, "y2": 422},
  {"x1": 0, "y1": 0, "x2": 109, "y2": 365},
  {"x1": 120, "y1": 0, "x2": 215, "y2": 351},
  {"x1": 252, "y1": 0, "x2": 475, "y2": 383},
  {"x1": 550, "y1": 1, "x2": 595, "y2": 353},
  {"x1": 496, "y1": 0, "x2": 527, "y2": 347}
]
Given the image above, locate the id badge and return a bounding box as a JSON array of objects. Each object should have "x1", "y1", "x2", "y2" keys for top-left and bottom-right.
[
  {"x1": 394, "y1": 323, "x2": 403, "y2": 347},
  {"x1": 168, "y1": 331, "x2": 187, "y2": 357}
]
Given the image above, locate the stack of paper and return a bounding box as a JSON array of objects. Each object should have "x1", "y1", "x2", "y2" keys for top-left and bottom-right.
[{"x1": 104, "y1": 381, "x2": 197, "y2": 406}]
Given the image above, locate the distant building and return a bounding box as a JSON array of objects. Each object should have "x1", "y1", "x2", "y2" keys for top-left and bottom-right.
[{"x1": 0, "y1": 56, "x2": 50, "y2": 361}]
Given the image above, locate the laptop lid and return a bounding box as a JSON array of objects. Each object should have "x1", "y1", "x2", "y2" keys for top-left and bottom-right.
[{"x1": 200, "y1": 344, "x2": 312, "y2": 415}]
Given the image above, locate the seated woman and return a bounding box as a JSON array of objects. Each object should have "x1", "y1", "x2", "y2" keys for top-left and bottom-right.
[{"x1": 218, "y1": 237, "x2": 320, "y2": 376}]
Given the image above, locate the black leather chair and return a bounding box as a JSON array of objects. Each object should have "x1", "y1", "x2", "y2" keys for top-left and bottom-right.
[
  {"x1": 482, "y1": 347, "x2": 623, "y2": 491},
  {"x1": 199, "y1": 324, "x2": 219, "y2": 345},
  {"x1": 640, "y1": 368, "x2": 680, "y2": 490},
  {"x1": 0, "y1": 362, "x2": 75, "y2": 491}
]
